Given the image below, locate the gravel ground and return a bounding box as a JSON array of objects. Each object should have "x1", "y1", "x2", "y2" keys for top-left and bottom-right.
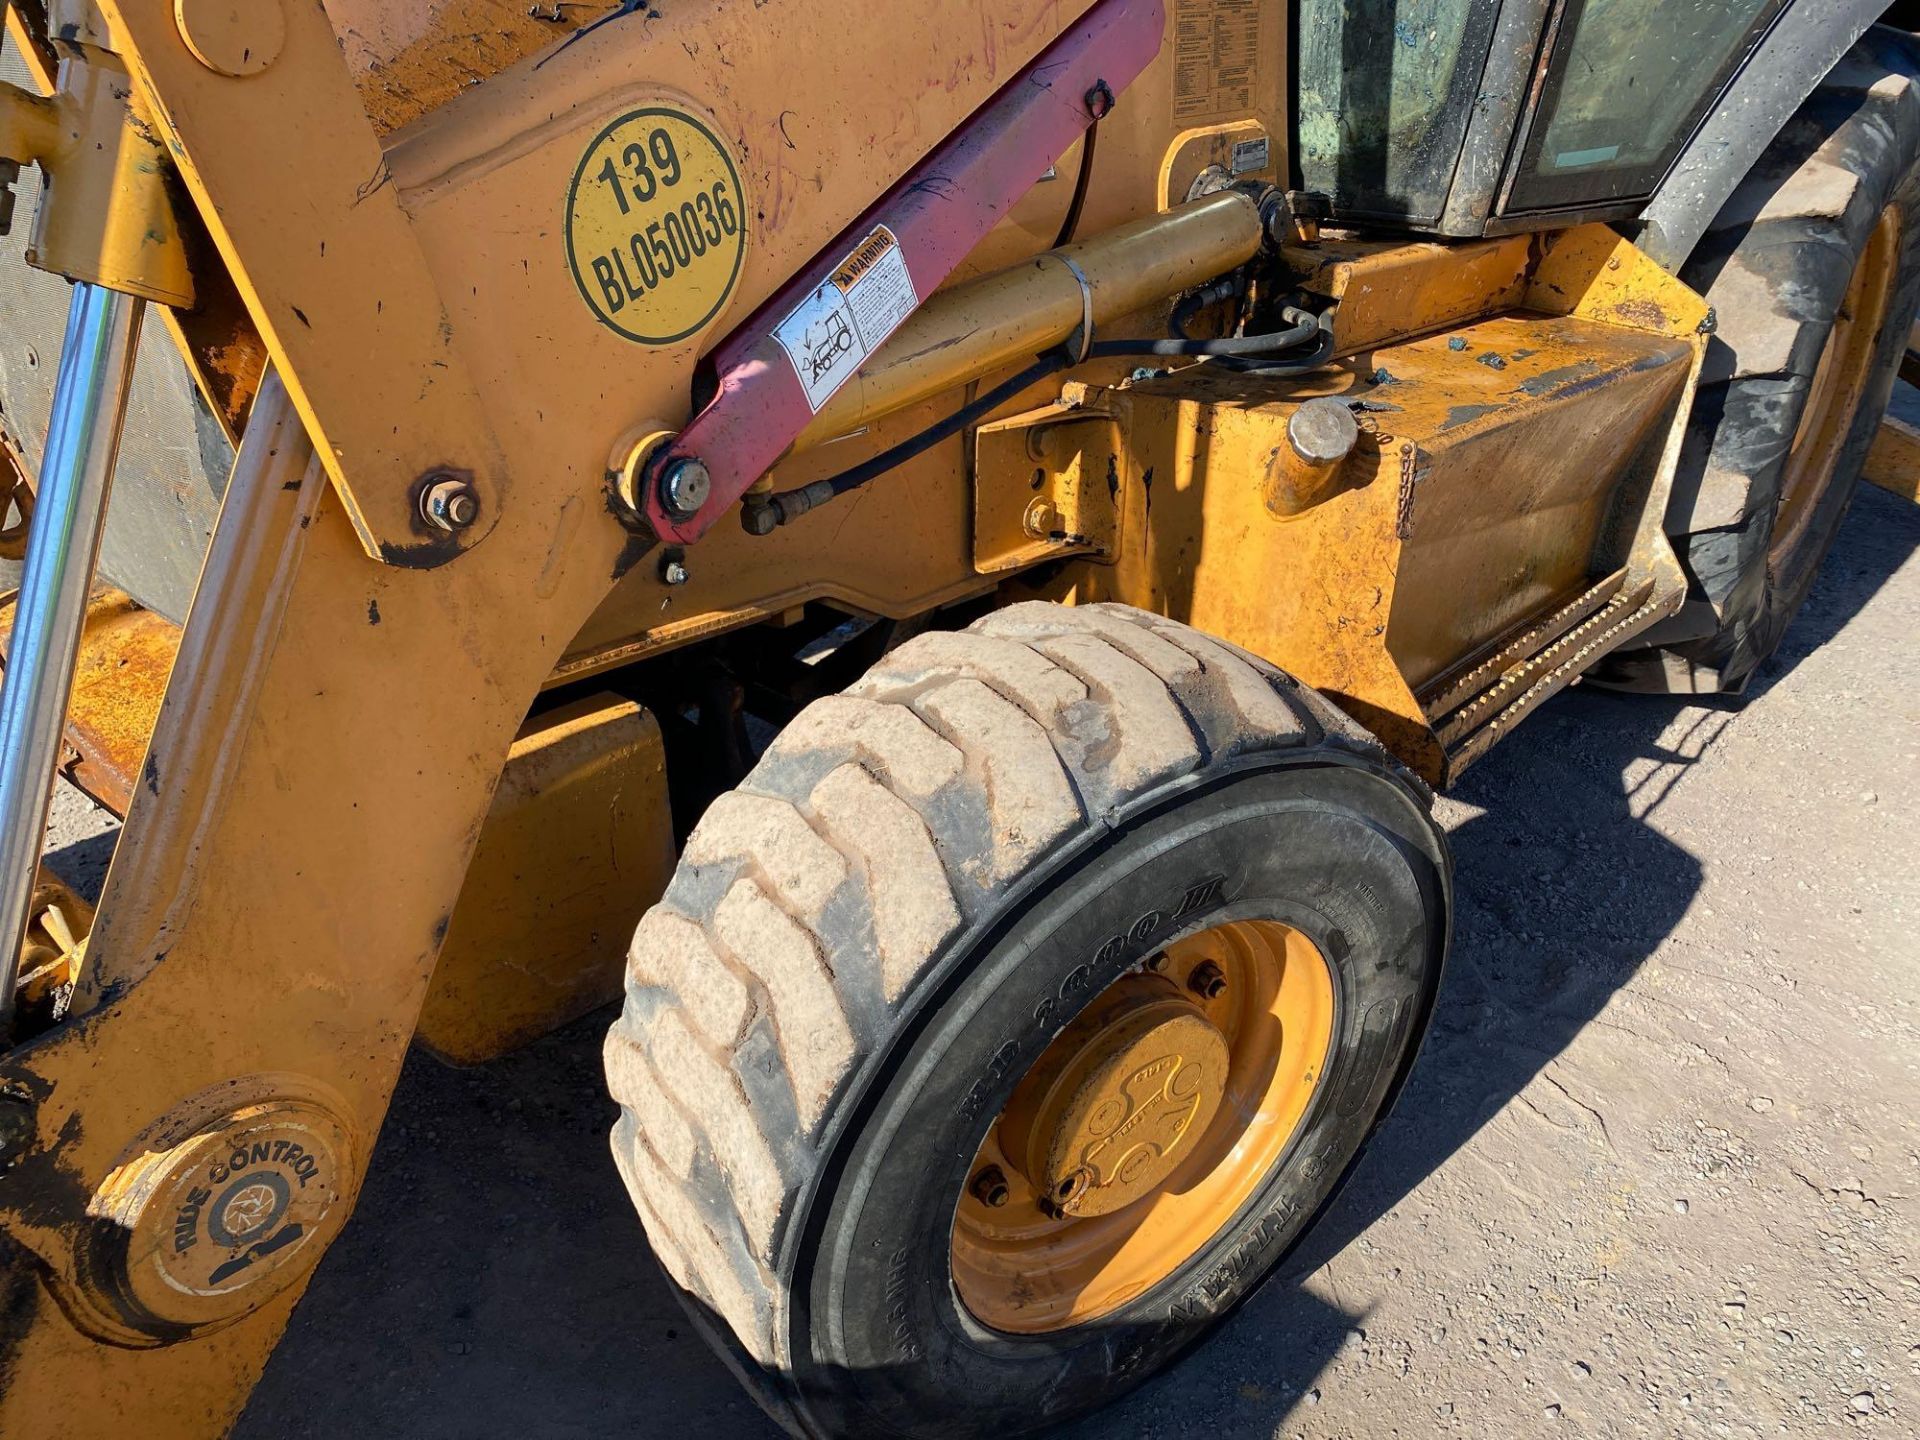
[{"x1": 40, "y1": 481, "x2": 1920, "y2": 1439}]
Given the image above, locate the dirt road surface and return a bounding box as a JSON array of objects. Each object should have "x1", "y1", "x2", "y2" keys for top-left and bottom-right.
[{"x1": 40, "y1": 481, "x2": 1919, "y2": 1439}]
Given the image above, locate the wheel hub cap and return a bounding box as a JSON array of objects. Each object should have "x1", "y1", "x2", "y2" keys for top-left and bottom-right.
[{"x1": 999, "y1": 979, "x2": 1230, "y2": 1218}]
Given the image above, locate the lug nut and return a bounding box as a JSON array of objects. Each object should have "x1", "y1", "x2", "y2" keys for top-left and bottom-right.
[
  {"x1": 1187, "y1": 960, "x2": 1227, "y2": 1001},
  {"x1": 1039, "y1": 1166, "x2": 1093, "y2": 1218},
  {"x1": 970, "y1": 1165, "x2": 1010, "y2": 1208},
  {"x1": 419, "y1": 474, "x2": 479, "y2": 532},
  {"x1": 658, "y1": 457, "x2": 713, "y2": 518}
]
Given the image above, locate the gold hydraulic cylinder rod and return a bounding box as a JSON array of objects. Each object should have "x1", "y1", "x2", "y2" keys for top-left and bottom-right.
[{"x1": 791, "y1": 188, "x2": 1269, "y2": 454}]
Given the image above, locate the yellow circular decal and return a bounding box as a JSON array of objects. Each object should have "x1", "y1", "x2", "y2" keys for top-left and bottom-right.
[{"x1": 565, "y1": 107, "x2": 747, "y2": 345}]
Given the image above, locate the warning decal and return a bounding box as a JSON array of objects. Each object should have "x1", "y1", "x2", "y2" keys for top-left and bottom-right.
[
  {"x1": 565, "y1": 107, "x2": 748, "y2": 346},
  {"x1": 773, "y1": 226, "x2": 919, "y2": 412}
]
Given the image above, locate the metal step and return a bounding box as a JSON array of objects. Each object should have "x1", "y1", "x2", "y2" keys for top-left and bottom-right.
[{"x1": 1420, "y1": 571, "x2": 1659, "y2": 775}]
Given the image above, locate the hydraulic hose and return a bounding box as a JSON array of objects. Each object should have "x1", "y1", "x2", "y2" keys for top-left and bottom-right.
[{"x1": 742, "y1": 296, "x2": 1335, "y2": 534}]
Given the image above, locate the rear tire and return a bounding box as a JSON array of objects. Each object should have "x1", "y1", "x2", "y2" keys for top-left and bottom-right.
[
  {"x1": 1601, "y1": 28, "x2": 1920, "y2": 693},
  {"x1": 604, "y1": 602, "x2": 1450, "y2": 1437}
]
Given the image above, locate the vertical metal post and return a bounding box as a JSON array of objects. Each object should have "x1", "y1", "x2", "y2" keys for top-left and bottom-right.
[{"x1": 0, "y1": 281, "x2": 142, "y2": 1029}]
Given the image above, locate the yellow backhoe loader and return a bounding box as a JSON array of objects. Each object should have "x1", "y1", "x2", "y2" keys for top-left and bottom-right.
[{"x1": 0, "y1": 1, "x2": 1914, "y2": 1435}]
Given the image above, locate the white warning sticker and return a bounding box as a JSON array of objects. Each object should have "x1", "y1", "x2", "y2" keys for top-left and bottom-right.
[{"x1": 773, "y1": 225, "x2": 919, "y2": 412}]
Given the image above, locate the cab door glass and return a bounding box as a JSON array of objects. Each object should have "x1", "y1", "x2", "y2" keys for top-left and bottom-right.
[
  {"x1": 1296, "y1": 0, "x2": 1501, "y2": 225},
  {"x1": 1504, "y1": 0, "x2": 1786, "y2": 213}
]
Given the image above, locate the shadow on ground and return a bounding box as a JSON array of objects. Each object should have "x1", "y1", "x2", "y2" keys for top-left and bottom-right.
[{"x1": 236, "y1": 487, "x2": 1920, "y2": 1439}]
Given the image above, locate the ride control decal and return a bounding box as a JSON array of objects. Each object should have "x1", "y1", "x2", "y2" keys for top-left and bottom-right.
[
  {"x1": 153, "y1": 1108, "x2": 344, "y2": 1302},
  {"x1": 565, "y1": 106, "x2": 747, "y2": 345},
  {"x1": 772, "y1": 224, "x2": 919, "y2": 411},
  {"x1": 91, "y1": 1096, "x2": 357, "y2": 1337}
]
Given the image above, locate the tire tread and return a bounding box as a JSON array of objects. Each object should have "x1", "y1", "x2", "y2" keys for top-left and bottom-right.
[{"x1": 604, "y1": 601, "x2": 1400, "y2": 1402}]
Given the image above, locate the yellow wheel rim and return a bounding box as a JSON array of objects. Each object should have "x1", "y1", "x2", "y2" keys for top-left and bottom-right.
[
  {"x1": 950, "y1": 920, "x2": 1336, "y2": 1334},
  {"x1": 1771, "y1": 209, "x2": 1901, "y2": 573}
]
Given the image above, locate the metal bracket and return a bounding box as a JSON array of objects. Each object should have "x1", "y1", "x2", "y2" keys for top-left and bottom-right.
[
  {"x1": 0, "y1": 42, "x2": 194, "y2": 306},
  {"x1": 95, "y1": 0, "x2": 509, "y2": 566}
]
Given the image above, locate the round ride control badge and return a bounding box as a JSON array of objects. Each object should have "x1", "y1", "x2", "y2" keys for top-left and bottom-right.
[
  {"x1": 90, "y1": 1097, "x2": 355, "y2": 1336},
  {"x1": 565, "y1": 106, "x2": 748, "y2": 345}
]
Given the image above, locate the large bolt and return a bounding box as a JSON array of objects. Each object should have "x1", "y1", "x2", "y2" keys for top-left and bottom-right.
[
  {"x1": 1022, "y1": 497, "x2": 1059, "y2": 539},
  {"x1": 658, "y1": 457, "x2": 713, "y2": 518},
  {"x1": 419, "y1": 475, "x2": 479, "y2": 532},
  {"x1": 970, "y1": 1165, "x2": 1010, "y2": 1209},
  {"x1": 1186, "y1": 960, "x2": 1228, "y2": 1001}
]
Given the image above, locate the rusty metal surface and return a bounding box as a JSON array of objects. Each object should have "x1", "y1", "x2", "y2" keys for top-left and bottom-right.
[
  {"x1": 322, "y1": 0, "x2": 611, "y2": 136},
  {"x1": 1440, "y1": 577, "x2": 1661, "y2": 771},
  {"x1": 0, "y1": 587, "x2": 178, "y2": 817},
  {"x1": 0, "y1": 436, "x2": 28, "y2": 562},
  {"x1": 60, "y1": 594, "x2": 173, "y2": 815},
  {"x1": 10, "y1": 867, "x2": 92, "y2": 1035},
  {"x1": 1418, "y1": 567, "x2": 1627, "y2": 722}
]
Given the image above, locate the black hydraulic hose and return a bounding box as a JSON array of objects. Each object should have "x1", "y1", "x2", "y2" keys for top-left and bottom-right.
[
  {"x1": 741, "y1": 352, "x2": 1071, "y2": 534},
  {"x1": 1082, "y1": 306, "x2": 1320, "y2": 360},
  {"x1": 1051, "y1": 121, "x2": 1100, "y2": 250},
  {"x1": 740, "y1": 300, "x2": 1337, "y2": 534},
  {"x1": 1212, "y1": 318, "x2": 1339, "y2": 375}
]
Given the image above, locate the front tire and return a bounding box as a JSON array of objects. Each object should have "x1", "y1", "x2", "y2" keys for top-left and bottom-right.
[{"x1": 604, "y1": 603, "x2": 1450, "y2": 1437}]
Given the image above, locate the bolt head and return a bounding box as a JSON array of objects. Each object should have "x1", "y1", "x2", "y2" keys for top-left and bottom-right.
[
  {"x1": 659, "y1": 458, "x2": 713, "y2": 518},
  {"x1": 420, "y1": 476, "x2": 479, "y2": 532},
  {"x1": 660, "y1": 557, "x2": 690, "y2": 586},
  {"x1": 1186, "y1": 961, "x2": 1228, "y2": 1001},
  {"x1": 971, "y1": 1166, "x2": 1010, "y2": 1209}
]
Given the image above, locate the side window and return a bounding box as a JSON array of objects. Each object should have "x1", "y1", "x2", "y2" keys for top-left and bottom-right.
[
  {"x1": 1503, "y1": 0, "x2": 1786, "y2": 213},
  {"x1": 1296, "y1": 0, "x2": 1501, "y2": 225}
]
